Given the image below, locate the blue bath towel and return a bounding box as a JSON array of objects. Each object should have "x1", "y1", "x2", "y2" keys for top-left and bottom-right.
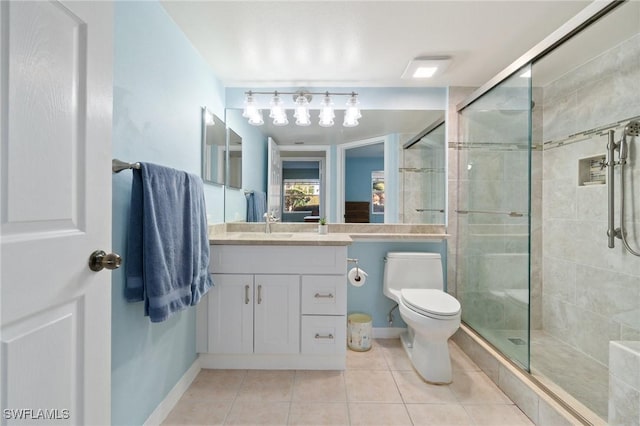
[
  {"x1": 125, "y1": 162, "x2": 213, "y2": 322},
  {"x1": 246, "y1": 190, "x2": 267, "y2": 222}
]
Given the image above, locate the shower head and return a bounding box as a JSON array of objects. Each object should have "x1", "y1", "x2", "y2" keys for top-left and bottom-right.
[
  {"x1": 625, "y1": 120, "x2": 640, "y2": 137},
  {"x1": 619, "y1": 120, "x2": 639, "y2": 161}
]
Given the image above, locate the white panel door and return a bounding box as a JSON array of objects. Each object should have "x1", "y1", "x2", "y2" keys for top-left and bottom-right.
[
  {"x1": 1, "y1": 1, "x2": 113, "y2": 425},
  {"x1": 267, "y1": 137, "x2": 281, "y2": 218},
  {"x1": 208, "y1": 274, "x2": 254, "y2": 354},
  {"x1": 254, "y1": 275, "x2": 300, "y2": 354}
]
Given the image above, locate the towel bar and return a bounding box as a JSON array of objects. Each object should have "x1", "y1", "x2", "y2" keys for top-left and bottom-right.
[{"x1": 112, "y1": 159, "x2": 141, "y2": 173}]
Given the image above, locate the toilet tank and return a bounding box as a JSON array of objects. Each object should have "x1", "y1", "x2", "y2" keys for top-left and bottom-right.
[{"x1": 383, "y1": 252, "x2": 443, "y2": 297}]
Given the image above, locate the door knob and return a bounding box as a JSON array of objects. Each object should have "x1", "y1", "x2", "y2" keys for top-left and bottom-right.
[{"x1": 89, "y1": 250, "x2": 122, "y2": 272}]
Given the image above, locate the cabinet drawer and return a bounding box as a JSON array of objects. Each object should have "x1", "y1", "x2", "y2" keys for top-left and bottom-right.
[
  {"x1": 301, "y1": 275, "x2": 346, "y2": 315},
  {"x1": 301, "y1": 316, "x2": 346, "y2": 355}
]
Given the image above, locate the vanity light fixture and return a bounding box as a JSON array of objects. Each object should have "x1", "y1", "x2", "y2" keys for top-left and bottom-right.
[
  {"x1": 318, "y1": 93, "x2": 335, "y2": 127},
  {"x1": 243, "y1": 92, "x2": 264, "y2": 126},
  {"x1": 269, "y1": 93, "x2": 288, "y2": 126},
  {"x1": 343, "y1": 93, "x2": 361, "y2": 127},
  {"x1": 242, "y1": 90, "x2": 361, "y2": 128},
  {"x1": 293, "y1": 94, "x2": 311, "y2": 126}
]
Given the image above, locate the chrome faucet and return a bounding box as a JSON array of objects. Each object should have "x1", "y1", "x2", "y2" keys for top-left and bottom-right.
[{"x1": 263, "y1": 211, "x2": 278, "y2": 233}]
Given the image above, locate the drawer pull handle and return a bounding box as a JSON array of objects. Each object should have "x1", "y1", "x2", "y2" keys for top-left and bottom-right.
[
  {"x1": 315, "y1": 333, "x2": 334, "y2": 340},
  {"x1": 257, "y1": 285, "x2": 263, "y2": 304},
  {"x1": 244, "y1": 285, "x2": 250, "y2": 304},
  {"x1": 314, "y1": 293, "x2": 334, "y2": 299}
]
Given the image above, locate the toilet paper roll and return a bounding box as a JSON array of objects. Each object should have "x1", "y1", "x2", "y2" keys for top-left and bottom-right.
[{"x1": 348, "y1": 267, "x2": 368, "y2": 287}]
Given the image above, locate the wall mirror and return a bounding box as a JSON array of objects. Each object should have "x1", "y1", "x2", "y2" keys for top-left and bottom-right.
[
  {"x1": 226, "y1": 108, "x2": 445, "y2": 224},
  {"x1": 201, "y1": 106, "x2": 225, "y2": 186},
  {"x1": 227, "y1": 127, "x2": 242, "y2": 188}
]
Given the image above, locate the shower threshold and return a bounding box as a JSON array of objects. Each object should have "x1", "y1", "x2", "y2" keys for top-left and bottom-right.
[{"x1": 454, "y1": 324, "x2": 607, "y2": 426}]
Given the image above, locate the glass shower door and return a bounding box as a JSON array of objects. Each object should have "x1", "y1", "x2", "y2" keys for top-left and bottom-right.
[{"x1": 457, "y1": 65, "x2": 533, "y2": 369}]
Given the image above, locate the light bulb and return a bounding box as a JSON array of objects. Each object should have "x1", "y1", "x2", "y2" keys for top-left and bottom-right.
[
  {"x1": 318, "y1": 94, "x2": 335, "y2": 127},
  {"x1": 294, "y1": 95, "x2": 311, "y2": 126},
  {"x1": 243, "y1": 94, "x2": 259, "y2": 119},
  {"x1": 343, "y1": 94, "x2": 361, "y2": 127},
  {"x1": 247, "y1": 110, "x2": 264, "y2": 126}
]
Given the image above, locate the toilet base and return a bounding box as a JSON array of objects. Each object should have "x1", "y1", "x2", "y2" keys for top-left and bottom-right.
[{"x1": 400, "y1": 330, "x2": 453, "y2": 385}]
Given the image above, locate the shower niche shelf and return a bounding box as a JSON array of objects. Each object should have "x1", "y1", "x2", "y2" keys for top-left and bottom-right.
[{"x1": 578, "y1": 155, "x2": 606, "y2": 186}]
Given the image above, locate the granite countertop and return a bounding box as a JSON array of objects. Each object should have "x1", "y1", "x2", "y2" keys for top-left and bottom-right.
[
  {"x1": 210, "y1": 231, "x2": 353, "y2": 246},
  {"x1": 209, "y1": 223, "x2": 448, "y2": 245}
]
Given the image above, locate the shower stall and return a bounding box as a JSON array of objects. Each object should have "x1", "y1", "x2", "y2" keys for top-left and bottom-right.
[{"x1": 455, "y1": 1, "x2": 640, "y2": 423}]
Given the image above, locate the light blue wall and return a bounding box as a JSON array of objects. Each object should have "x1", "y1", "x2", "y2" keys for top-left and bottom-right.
[
  {"x1": 112, "y1": 2, "x2": 225, "y2": 424},
  {"x1": 347, "y1": 241, "x2": 448, "y2": 328},
  {"x1": 345, "y1": 157, "x2": 384, "y2": 223}
]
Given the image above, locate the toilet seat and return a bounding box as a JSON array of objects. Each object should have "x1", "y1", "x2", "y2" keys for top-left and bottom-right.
[{"x1": 401, "y1": 289, "x2": 461, "y2": 319}]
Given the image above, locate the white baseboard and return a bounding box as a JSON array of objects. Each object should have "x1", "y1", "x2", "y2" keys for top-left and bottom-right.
[
  {"x1": 144, "y1": 359, "x2": 201, "y2": 426},
  {"x1": 372, "y1": 327, "x2": 406, "y2": 339}
]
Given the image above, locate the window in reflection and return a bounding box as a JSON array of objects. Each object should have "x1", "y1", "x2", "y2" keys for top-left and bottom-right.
[
  {"x1": 281, "y1": 160, "x2": 321, "y2": 222},
  {"x1": 371, "y1": 171, "x2": 385, "y2": 214}
]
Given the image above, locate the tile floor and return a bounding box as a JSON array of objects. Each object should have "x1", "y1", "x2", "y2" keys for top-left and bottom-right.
[{"x1": 162, "y1": 339, "x2": 534, "y2": 425}]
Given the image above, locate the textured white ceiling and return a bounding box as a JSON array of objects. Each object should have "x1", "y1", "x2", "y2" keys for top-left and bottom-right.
[{"x1": 161, "y1": 1, "x2": 591, "y2": 88}]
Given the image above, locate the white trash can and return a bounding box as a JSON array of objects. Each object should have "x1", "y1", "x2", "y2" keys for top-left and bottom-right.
[{"x1": 347, "y1": 313, "x2": 372, "y2": 351}]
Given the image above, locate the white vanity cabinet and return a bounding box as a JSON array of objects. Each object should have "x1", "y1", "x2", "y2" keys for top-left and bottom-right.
[
  {"x1": 208, "y1": 273, "x2": 300, "y2": 355},
  {"x1": 198, "y1": 243, "x2": 348, "y2": 370}
]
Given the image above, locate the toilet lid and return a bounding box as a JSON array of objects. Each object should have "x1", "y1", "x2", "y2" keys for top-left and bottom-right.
[{"x1": 401, "y1": 289, "x2": 461, "y2": 317}]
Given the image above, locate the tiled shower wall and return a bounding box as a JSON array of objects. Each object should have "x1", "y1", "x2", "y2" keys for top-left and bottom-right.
[
  {"x1": 402, "y1": 129, "x2": 446, "y2": 225},
  {"x1": 539, "y1": 33, "x2": 640, "y2": 367}
]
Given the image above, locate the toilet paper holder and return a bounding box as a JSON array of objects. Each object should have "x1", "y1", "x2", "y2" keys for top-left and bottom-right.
[{"x1": 347, "y1": 258, "x2": 362, "y2": 282}]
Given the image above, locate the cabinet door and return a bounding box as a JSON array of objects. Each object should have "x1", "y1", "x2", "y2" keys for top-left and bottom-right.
[
  {"x1": 209, "y1": 274, "x2": 254, "y2": 354},
  {"x1": 254, "y1": 275, "x2": 300, "y2": 354}
]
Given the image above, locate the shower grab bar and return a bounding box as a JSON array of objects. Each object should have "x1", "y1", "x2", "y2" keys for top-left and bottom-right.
[
  {"x1": 112, "y1": 159, "x2": 141, "y2": 173},
  {"x1": 416, "y1": 208, "x2": 445, "y2": 213},
  {"x1": 455, "y1": 209, "x2": 527, "y2": 218},
  {"x1": 606, "y1": 130, "x2": 619, "y2": 248}
]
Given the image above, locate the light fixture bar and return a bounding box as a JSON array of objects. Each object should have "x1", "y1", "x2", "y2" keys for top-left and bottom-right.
[
  {"x1": 245, "y1": 90, "x2": 358, "y2": 96},
  {"x1": 243, "y1": 90, "x2": 361, "y2": 127}
]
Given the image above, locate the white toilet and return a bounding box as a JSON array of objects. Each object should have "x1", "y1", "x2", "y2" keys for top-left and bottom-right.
[{"x1": 383, "y1": 252, "x2": 461, "y2": 384}]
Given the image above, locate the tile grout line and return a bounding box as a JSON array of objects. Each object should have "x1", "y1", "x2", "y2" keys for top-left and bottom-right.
[
  {"x1": 387, "y1": 364, "x2": 416, "y2": 425},
  {"x1": 342, "y1": 367, "x2": 353, "y2": 426},
  {"x1": 222, "y1": 369, "x2": 247, "y2": 425}
]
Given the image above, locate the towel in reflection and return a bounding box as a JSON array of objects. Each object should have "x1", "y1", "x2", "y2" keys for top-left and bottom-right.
[
  {"x1": 246, "y1": 190, "x2": 267, "y2": 222},
  {"x1": 125, "y1": 162, "x2": 213, "y2": 322}
]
